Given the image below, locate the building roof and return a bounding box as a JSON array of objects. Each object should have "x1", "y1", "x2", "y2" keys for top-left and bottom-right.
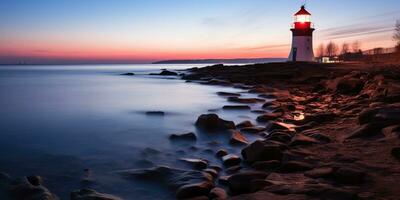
[{"x1": 295, "y1": 6, "x2": 311, "y2": 16}]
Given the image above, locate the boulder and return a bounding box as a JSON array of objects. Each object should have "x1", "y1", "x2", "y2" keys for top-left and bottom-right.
[
  {"x1": 179, "y1": 158, "x2": 209, "y2": 170},
  {"x1": 145, "y1": 111, "x2": 165, "y2": 116},
  {"x1": 215, "y1": 149, "x2": 228, "y2": 158},
  {"x1": 346, "y1": 123, "x2": 386, "y2": 139},
  {"x1": 71, "y1": 189, "x2": 122, "y2": 200},
  {"x1": 223, "y1": 105, "x2": 251, "y2": 110},
  {"x1": 120, "y1": 72, "x2": 135, "y2": 76},
  {"x1": 209, "y1": 187, "x2": 227, "y2": 200},
  {"x1": 236, "y1": 121, "x2": 253, "y2": 129},
  {"x1": 150, "y1": 70, "x2": 178, "y2": 76},
  {"x1": 221, "y1": 154, "x2": 241, "y2": 167},
  {"x1": 7, "y1": 176, "x2": 58, "y2": 200},
  {"x1": 256, "y1": 113, "x2": 281, "y2": 122},
  {"x1": 225, "y1": 166, "x2": 242, "y2": 174},
  {"x1": 169, "y1": 132, "x2": 197, "y2": 141},
  {"x1": 280, "y1": 161, "x2": 313, "y2": 173},
  {"x1": 203, "y1": 169, "x2": 218, "y2": 178},
  {"x1": 241, "y1": 127, "x2": 266, "y2": 134},
  {"x1": 358, "y1": 106, "x2": 400, "y2": 126},
  {"x1": 241, "y1": 140, "x2": 283, "y2": 163},
  {"x1": 251, "y1": 160, "x2": 281, "y2": 171},
  {"x1": 290, "y1": 134, "x2": 320, "y2": 146},
  {"x1": 229, "y1": 131, "x2": 248, "y2": 145},
  {"x1": 227, "y1": 171, "x2": 269, "y2": 194},
  {"x1": 266, "y1": 122, "x2": 291, "y2": 132},
  {"x1": 119, "y1": 166, "x2": 214, "y2": 199},
  {"x1": 195, "y1": 114, "x2": 235, "y2": 131}
]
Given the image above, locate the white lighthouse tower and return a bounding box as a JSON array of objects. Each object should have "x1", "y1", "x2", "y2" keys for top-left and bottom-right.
[{"x1": 288, "y1": 6, "x2": 315, "y2": 62}]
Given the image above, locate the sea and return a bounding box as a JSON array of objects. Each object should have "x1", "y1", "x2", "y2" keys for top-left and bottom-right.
[{"x1": 0, "y1": 64, "x2": 269, "y2": 199}]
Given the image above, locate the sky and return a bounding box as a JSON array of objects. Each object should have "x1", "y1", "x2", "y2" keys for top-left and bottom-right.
[{"x1": 0, "y1": 0, "x2": 399, "y2": 64}]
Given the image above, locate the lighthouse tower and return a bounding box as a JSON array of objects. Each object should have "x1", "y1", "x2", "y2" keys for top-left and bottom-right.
[{"x1": 288, "y1": 6, "x2": 315, "y2": 62}]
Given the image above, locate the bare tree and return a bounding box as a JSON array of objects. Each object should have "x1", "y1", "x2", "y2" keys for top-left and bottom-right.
[
  {"x1": 352, "y1": 41, "x2": 361, "y2": 53},
  {"x1": 341, "y1": 42, "x2": 350, "y2": 55},
  {"x1": 316, "y1": 44, "x2": 325, "y2": 57},
  {"x1": 394, "y1": 20, "x2": 400, "y2": 52},
  {"x1": 326, "y1": 41, "x2": 338, "y2": 57}
]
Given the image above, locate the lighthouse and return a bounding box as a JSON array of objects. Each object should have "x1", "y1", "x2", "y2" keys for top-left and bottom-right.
[{"x1": 288, "y1": 5, "x2": 315, "y2": 62}]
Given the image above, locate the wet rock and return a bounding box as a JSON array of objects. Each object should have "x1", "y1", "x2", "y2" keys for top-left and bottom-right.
[
  {"x1": 332, "y1": 167, "x2": 366, "y2": 184},
  {"x1": 346, "y1": 123, "x2": 386, "y2": 139},
  {"x1": 266, "y1": 122, "x2": 291, "y2": 132},
  {"x1": 391, "y1": 147, "x2": 400, "y2": 160},
  {"x1": 240, "y1": 126, "x2": 266, "y2": 134},
  {"x1": 150, "y1": 70, "x2": 178, "y2": 76},
  {"x1": 216, "y1": 92, "x2": 241, "y2": 97},
  {"x1": 251, "y1": 160, "x2": 281, "y2": 171},
  {"x1": 203, "y1": 169, "x2": 218, "y2": 178},
  {"x1": 299, "y1": 112, "x2": 337, "y2": 125},
  {"x1": 169, "y1": 132, "x2": 197, "y2": 141},
  {"x1": 26, "y1": 176, "x2": 42, "y2": 186},
  {"x1": 256, "y1": 113, "x2": 281, "y2": 122},
  {"x1": 222, "y1": 105, "x2": 251, "y2": 110},
  {"x1": 120, "y1": 72, "x2": 135, "y2": 76},
  {"x1": 119, "y1": 166, "x2": 214, "y2": 199},
  {"x1": 209, "y1": 187, "x2": 227, "y2": 200},
  {"x1": 266, "y1": 132, "x2": 292, "y2": 143},
  {"x1": 8, "y1": 176, "x2": 58, "y2": 200},
  {"x1": 227, "y1": 97, "x2": 265, "y2": 104},
  {"x1": 209, "y1": 165, "x2": 222, "y2": 173},
  {"x1": 290, "y1": 134, "x2": 320, "y2": 146},
  {"x1": 195, "y1": 114, "x2": 235, "y2": 131},
  {"x1": 308, "y1": 133, "x2": 331, "y2": 143},
  {"x1": 218, "y1": 176, "x2": 230, "y2": 185},
  {"x1": 71, "y1": 189, "x2": 122, "y2": 200},
  {"x1": 225, "y1": 165, "x2": 242, "y2": 174},
  {"x1": 180, "y1": 158, "x2": 209, "y2": 170},
  {"x1": 241, "y1": 140, "x2": 283, "y2": 163},
  {"x1": 215, "y1": 149, "x2": 228, "y2": 158},
  {"x1": 280, "y1": 161, "x2": 313, "y2": 173},
  {"x1": 207, "y1": 79, "x2": 232, "y2": 86},
  {"x1": 236, "y1": 121, "x2": 253, "y2": 129},
  {"x1": 227, "y1": 171, "x2": 269, "y2": 194},
  {"x1": 221, "y1": 154, "x2": 241, "y2": 167},
  {"x1": 145, "y1": 111, "x2": 165, "y2": 116},
  {"x1": 304, "y1": 167, "x2": 334, "y2": 178},
  {"x1": 336, "y1": 77, "x2": 365, "y2": 95},
  {"x1": 229, "y1": 131, "x2": 248, "y2": 145}
]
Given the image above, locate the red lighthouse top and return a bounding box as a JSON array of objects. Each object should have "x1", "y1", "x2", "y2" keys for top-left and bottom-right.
[{"x1": 292, "y1": 5, "x2": 313, "y2": 30}]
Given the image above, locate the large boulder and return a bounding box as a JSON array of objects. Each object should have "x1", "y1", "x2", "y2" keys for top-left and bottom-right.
[
  {"x1": 71, "y1": 189, "x2": 122, "y2": 200},
  {"x1": 118, "y1": 166, "x2": 214, "y2": 199},
  {"x1": 227, "y1": 171, "x2": 269, "y2": 194},
  {"x1": 195, "y1": 114, "x2": 235, "y2": 131},
  {"x1": 241, "y1": 140, "x2": 283, "y2": 163}
]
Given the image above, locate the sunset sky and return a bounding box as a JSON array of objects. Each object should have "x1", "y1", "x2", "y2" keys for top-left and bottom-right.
[{"x1": 0, "y1": 0, "x2": 399, "y2": 64}]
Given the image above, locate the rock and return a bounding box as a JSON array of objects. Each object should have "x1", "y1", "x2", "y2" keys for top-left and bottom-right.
[
  {"x1": 195, "y1": 114, "x2": 235, "y2": 131},
  {"x1": 346, "y1": 123, "x2": 386, "y2": 139},
  {"x1": 230, "y1": 191, "x2": 309, "y2": 200},
  {"x1": 216, "y1": 92, "x2": 241, "y2": 97},
  {"x1": 203, "y1": 169, "x2": 218, "y2": 178},
  {"x1": 236, "y1": 121, "x2": 253, "y2": 129},
  {"x1": 391, "y1": 147, "x2": 400, "y2": 160},
  {"x1": 229, "y1": 130, "x2": 248, "y2": 145},
  {"x1": 251, "y1": 160, "x2": 281, "y2": 171},
  {"x1": 266, "y1": 122, "x2": 291, "y2": 132},
  {"x1": 227, "y1": 171, "x2": 269, "y2": 194},
  {"x1": 332, "y1": 167, "x2": 366, "y2": 184},
  {"x1": 8, "y1": 176, "x2": 58, "y2": 200},
  {"x1": 227, "y1": 97, "x2": 265, "y2": 104},
  {"x1": 218, "y1": 176, "x2": 230, "y2": 185},
  {"x1": 215, "y1": 149, "x2": 228, "y2": 158},
  {"x1": 120, "y1": 72, "x2": 135, "y2": 76},
  {"x1": 241, "y1": 140, "x2": 283, "y2": 163},
  {"x1": 221, "y1": 154, "x2": 241, "y2": 167},
  {"x1": 169, "y1": 132, "x2": 197, "y2": 141},
  {"x1": 358, "y1": 106, "x2": 400, "y2": 126},
  {"x1": 280, "y1": 161, "x2": 313, "y2": 173},
  {"x1": 304, "y1": 167, "x2": 334, "y2": 178},
  {"x1": 266, "y1": 132, "x2": 292, "y2": 143},
  {"x1": 71, "y1": 189, "x2": 122, "y2": 200},
  {"x1": 150, "y1": 70, "x2": 178, "y2": 76},
  {"x1": 180, "y1": 158, "x2": 209, "y2": 170},
  {"x1": 26, "y1": 176, "x2": 43, "y2": 186},
  {"x1": 0, "y1": 172, "x2": 11, "y2": 187},
  {"x1": 336, "y1": 77, "x2": 365, "y2": 95},
  {"x1": 119, "y1": 166, "x2": 214, "y2": 199},
  {"x1": 308, "y1": 133, "x2": 331, "y2": 143},
  {"x1": 256, "y1": 113, "x2": 281, "y2": 122},
  {"x1": 299, "y1": 112, "x2": 337, "y2": 124},
  {"x1": 225, "y1": 166, "x2": 242, "y2": 174},
  {"x1": 290, "y1": 134, "x2": 320, "y2": 146},
  {"x1": 241, "y1": 127, "x2": 266, "y2": 134},
  {"x1": 209, "y1": 187, "x2": 227, "y2": 200},
  {"x1": 223, "y1": 105, "x2": 251, "y2": 110},
  {"x1": 145, "y1": 111, "x2": 165, "y2": 116}
]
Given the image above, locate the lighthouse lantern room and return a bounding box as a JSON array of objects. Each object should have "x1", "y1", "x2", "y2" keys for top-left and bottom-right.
[{"x1": 288, "y1": 5, "x2": 315, "y2": 62}]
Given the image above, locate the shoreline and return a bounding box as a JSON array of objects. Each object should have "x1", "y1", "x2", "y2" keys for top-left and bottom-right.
[{"x1": 1, "y1": 62, "x2": 400, "y2": 200}]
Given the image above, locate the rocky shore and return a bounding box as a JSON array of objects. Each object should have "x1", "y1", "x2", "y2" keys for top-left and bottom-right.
[{"x1": 2, "y1": 62, "x2": 400, "y2": 200}]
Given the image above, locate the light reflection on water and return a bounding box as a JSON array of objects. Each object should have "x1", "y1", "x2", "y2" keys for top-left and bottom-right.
[{"x1": 0, "y1": 64, "x2": 264, "y2": 199}]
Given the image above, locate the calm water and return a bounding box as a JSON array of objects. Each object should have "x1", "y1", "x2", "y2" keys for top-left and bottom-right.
[{"x1": 0, "y1": 64, "x2": 265, "y2": 199}]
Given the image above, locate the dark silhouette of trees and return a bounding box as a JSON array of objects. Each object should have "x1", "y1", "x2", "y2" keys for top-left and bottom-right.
[
  {"x1": 341, "y1": 43, "x2": 350, "y2": 55},
  {"x1": 316, "y1": 44, "x2": 325, "y2": 57},
  {"x1": 352, "y1": 41, "x2": 361, "y2": 53},
  {"x1": 394, "y1": 20, "x2": 400, "y2": 53},
  {"x1": 326, "y1": 41, "x2": 338, "y2": 57}
]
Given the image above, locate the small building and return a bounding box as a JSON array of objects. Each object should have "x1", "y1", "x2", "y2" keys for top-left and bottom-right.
[{"x1": 288, "y1": 6, "x2": 315, "y2": 62}]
